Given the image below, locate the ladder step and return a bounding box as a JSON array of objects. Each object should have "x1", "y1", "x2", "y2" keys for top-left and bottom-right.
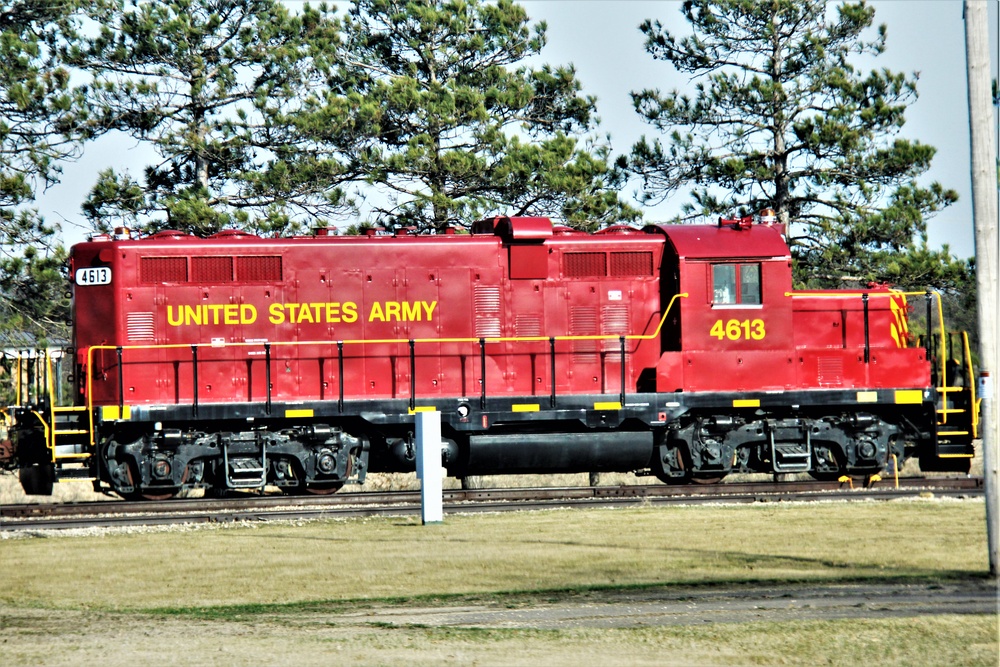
[
  {"x1": 772, "y1": 443, "x2": 811, "y2": 473},
  {"x1": 55, "y1": 468, "x2": 96, "y2": 480},
  {"x1": 55, "y1": 429, "x2": 90, "y2": 436},
  {"x1": 226, "y1": 457, "x2": 267, "y2": 488}
]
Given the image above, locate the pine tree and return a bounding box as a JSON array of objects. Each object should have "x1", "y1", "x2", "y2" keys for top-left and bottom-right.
[
  {"x1": 70, "y1": 0, "x2": 348, "y2": 237},
  {"x1": 621, "y1": 0, "x2": 961, "y2": 288},
  {"x1": 0, "y1": 2, "x2": 88, "y2": 343},
  {"x1": 315, "y1": 0, "x2": 637, "y2": 232}
]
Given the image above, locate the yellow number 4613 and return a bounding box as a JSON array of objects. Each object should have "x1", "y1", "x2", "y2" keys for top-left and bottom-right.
[{"x1": 710, "y1": 318, "x2": 766, "y2": 341}]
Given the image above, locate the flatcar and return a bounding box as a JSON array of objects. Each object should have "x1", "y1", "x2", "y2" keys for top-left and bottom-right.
[{"x1": 1, "y1": 214, "x2": 977, "y2": 499}]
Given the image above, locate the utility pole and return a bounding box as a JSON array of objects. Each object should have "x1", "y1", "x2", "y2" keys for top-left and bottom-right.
[{"x1": 964, "y1": 0, "x2": 998, "y2": 578}]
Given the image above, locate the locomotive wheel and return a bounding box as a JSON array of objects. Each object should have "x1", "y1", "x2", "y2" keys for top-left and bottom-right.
[
  {"x1": 654, "y1": 444, "x2": 692, "y2": 485},
  {"x1": 116, "y1": 460, "x2": 179, "y2": 500},
  {"x1": 304, "y1": 482, "x2": 344, "y2": 495},
  {"x1": 283, "y1": 481, "x2": 345, "y2": 495},
  {"x1": 123, "y1": 489, "x2": 178, "y2": 501},
  {"x1": 690, "y1": 474, "x2": 726, "y2": 485}
]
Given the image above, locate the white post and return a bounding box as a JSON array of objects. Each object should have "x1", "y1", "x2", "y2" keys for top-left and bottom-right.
[
  {"x1": 965, "y1": 0, "x2": 998, "y2": 577},
  {"x1": 415, "y1": 410, "x2": 444, "y2": 524}
]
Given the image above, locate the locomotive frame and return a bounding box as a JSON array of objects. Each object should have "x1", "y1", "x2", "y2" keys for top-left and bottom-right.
[{"x1": 1, "y1": 216, "x2": 978, "y2": 499}]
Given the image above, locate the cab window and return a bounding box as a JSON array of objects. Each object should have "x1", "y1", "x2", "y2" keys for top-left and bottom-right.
[{"x1": 713, "y1": 263, "x2": 761, "y2": 304}]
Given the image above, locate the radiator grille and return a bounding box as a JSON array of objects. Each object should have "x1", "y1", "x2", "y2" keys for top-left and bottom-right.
[
  {"x1": 191, "y1": 256, "x2": 233, "y2": 283},
  {"x1": 610, "y1": 251, "x2": 653, "y2": 277},
  {"x1": 140, "y1": 257, "x2": 187, "y2": 284},
  {"x1": 564, "y1": 252, "x2": 606, "y2": 278},
  {"x1": 237, "y1": 256, "x2": 282, "y2": 281}
]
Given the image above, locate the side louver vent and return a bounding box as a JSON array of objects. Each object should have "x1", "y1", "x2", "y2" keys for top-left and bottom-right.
[
  {"x1": 474, "y1": 287, "x2": 502, "y2": 338},
  {"x1": 127, "y1": 312, "x2": 155, "y2": 342},
  {"x1": 601, "y1": 305, "x2": 630, "y2": 351}
]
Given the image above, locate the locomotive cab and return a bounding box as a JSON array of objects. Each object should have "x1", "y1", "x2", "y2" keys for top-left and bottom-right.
[{"x1": 647, "y1": 218, "x2": 794, "y2": 392}]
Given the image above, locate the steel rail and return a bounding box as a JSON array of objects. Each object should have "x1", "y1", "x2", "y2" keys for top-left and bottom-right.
[{"x1": 0, "y1": 477, "x2": 983, "y2": 532}]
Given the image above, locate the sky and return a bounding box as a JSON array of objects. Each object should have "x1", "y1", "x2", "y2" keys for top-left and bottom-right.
[
  {"x1": 38, "y1": 0, "x2": 1000, "y2": 260},
  {"x1": 521, "y1": 0, "x2": 999, "y2": 259}
]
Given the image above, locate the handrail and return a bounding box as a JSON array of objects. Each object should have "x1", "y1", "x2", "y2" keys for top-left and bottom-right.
[
  {"x1": 963, "y1": 331, "x2": 979, "y2": 438},
  {"x1": 932, "y1": 292, "x2": 948, "y2": 392},
  {"x1": 46, "y1": 351, "x2": 56, "y2": 461},
  {"x1": 83, "y1": 293, "x2": 691, "y2": 444},
  {"x1": 787, "y1": 289, "x2": 950, "y2": 384},
  {"x1": 30, "y1": 410, "x2": 51, "y2": 463},
  {"x1": 784, "y1": 290, "x2": 931, "y2": 298}
]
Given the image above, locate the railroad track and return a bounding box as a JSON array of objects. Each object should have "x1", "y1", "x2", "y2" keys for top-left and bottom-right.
[{"x1": 0, "y1": 476, "x2": 984, "y2": 532}]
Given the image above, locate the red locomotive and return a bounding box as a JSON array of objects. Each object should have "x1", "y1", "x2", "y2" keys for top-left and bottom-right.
[{"x1": 3, "y1": 215, "x2": 977, "y2": 498}]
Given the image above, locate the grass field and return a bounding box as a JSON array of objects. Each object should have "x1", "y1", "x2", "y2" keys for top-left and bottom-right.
[{"x1": 1, "y1": 498, "x2": 996, "y2": 666}]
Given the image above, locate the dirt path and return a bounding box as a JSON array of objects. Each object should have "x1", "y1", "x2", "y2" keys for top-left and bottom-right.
[{"x1": 2, "y1": 580, "x2": 996, "y2": 667}]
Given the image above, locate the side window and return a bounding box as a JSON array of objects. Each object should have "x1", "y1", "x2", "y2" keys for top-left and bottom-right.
[
  {"x1": 739, "y1": 264, "x2": 761, "y2": 304},
  {"x1": 712, "y1": 263, "x2": 761, "y2": 304},
  {"x1": 712, "y1": 264, "x2": 737, "y2": 304}
]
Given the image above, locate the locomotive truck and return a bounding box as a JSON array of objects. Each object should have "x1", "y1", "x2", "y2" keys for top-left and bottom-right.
[{"x1": 1, "y1": 215, "x2": 977, "y2": 499}]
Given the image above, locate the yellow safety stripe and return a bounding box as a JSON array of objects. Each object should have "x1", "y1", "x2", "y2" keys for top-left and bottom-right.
[
  {"x1": 101, "y1": 405, "x2": 132, "y2": 420},
  {"x1": 894, "y1": 390, "x2": 923, "y2": 404}
]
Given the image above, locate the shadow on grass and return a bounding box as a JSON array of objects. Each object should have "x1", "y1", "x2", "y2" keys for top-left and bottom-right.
[
  {"x1": 143, "y1": 571, "x2": 992, "y2": 622},
  {"x1": 218, "y1": 529, "x2": 972, "y2": 574}
]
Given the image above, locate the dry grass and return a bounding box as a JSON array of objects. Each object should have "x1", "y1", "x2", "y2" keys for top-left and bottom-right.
[
  {"x1": 0, "y1": 499, "x2": 995, "y2": 667},
  {"x1": 1, "y1": 499, "x2": 989, "y2": 610},
  {"x1": 0, "y1": 608, "x2": 995, "y2": 667},
  {"x1": 0, "y1": 472, "x2": 109, "y2": 504}
]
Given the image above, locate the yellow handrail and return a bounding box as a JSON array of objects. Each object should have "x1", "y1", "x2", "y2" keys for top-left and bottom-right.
[
  {"x1": 787, "y1": 289, "x2": 951, "y2": 386},
  {"x1": 30, "y1": 410, "x2": 51, "y2": 463},
  {"x1": 83, "y1": 292, "x2": 691, "y2": 445},
  {"x1": 964, "y1": 331, "x2": 979, "y2": 438},
  {"x1": 46, "y1": 351, "x2": 57, "y2": 460},
  {"x1": 784, "y1": 290, "x2": 931, "y2": 298},
  {"x1": 15, "y1": 353, "x2": 21, "y2": 405}
]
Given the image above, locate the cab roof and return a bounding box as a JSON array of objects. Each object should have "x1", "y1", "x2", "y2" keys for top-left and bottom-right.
[{"x1": 644, "y1": 222, "x2": 790, "y2": 261}]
